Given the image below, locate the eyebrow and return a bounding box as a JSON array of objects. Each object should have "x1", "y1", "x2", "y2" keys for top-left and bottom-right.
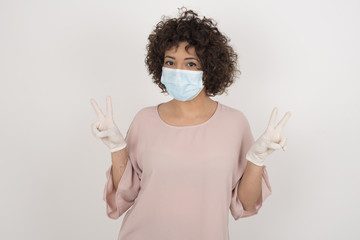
[
  {"x1": 165, "y1": 56, "x2": 199, "y2": 61},
  {"x1": 184, "y1": 57, "x2": 199, "y2": 61}
]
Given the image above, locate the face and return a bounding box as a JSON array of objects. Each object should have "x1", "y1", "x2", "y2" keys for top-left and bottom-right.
[{"x1": 163, "y1": 41, "x2": 202, "y2": 71}]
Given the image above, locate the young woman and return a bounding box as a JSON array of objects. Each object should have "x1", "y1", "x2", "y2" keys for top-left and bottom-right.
[{"x1": 90, "y1": 8, "x2": 291, "y2": 240}]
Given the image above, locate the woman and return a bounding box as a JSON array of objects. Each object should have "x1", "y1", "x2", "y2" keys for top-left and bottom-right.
[{"x1": 90, "y1": 8, "x2": 291, "y2": 240}]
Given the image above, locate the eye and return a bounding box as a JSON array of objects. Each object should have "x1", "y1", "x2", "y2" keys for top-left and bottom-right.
[
  {"x1": 165, "y1": 60, "x2": 174, "y2": 66},
  {"x1": 187, "y1": 62, "x2": 197, "y2": 67}
]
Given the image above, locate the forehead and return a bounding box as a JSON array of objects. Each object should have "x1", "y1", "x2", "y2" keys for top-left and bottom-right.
[{"x1": 165, "y1": 42, "x2": 197, "y2": 56}]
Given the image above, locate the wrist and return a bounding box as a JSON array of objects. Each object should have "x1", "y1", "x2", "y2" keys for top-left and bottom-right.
[
  {"x1": 111, "y1": 146, "x2": 128, "y2": 165},
  {"x1": 110, "y1": 142, "x2": 127, "y2": 152},
  {"x1": 246, "y1": 151, "x2": 266, "y2": 166}
]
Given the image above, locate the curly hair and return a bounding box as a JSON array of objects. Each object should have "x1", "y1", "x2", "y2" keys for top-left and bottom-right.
[{"x1": 145, "y1": 7, "x2": 240, "y2": 97}]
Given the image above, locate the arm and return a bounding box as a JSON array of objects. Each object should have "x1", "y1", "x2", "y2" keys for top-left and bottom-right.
[
  {"x1": 237, "y1": 161, "x2": 263, "y2": 211},
  {"x1": 238, "y1": 107, "x2": 291, "y2": 211},
  {"x1": 104, "y1": 145, "x2": 140, "y2": 219},
  {"x1": 111, "y1": 147, "x2": 128, "y2": 191}
]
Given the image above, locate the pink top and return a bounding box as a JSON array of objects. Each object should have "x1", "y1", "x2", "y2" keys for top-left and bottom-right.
[{"x1": 103, "y1": 101, "x2": 272, "y2": 240}]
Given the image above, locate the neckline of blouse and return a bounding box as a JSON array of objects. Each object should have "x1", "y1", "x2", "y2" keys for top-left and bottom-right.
[{"x1": 155, "y1": 101, "x2": 220, "y2": 128}]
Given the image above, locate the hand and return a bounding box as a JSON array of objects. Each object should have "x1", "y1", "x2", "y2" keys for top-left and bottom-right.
[
  {"x1": 246, "y1": 107, "x2": 291, "y2": 166},
  {"x1": 90, "y1": 96, "x2": 127, "y2": 152}
]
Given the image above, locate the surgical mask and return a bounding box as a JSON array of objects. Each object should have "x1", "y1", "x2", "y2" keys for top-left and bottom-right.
[{"x1": 160, "y1": 67, "x2": 204, "y2": 102}]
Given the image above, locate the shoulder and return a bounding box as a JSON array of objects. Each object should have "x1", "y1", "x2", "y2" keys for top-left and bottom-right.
[
  {"x1": 218, "y1": 102, "x2": 250, "y2": 124},
  {"x1": 125, "y1": 105, "x2": 157, "y2": 139},
  {"x1": 129, "y1": 105, "x2": 157, "y2": 126},
  {"x1": 134, "y1": 105, "x2": 156, "y2": 118},
  {"x1": 217, "y1": 102, "x2": 253, "y2": 138}
]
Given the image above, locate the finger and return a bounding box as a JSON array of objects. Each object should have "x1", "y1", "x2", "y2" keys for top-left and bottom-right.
[
  {"x1": 91, "y1": 122, "x2": 100, "y2": 137},
  {"x1": 106, "y1": 96, "x2": 113, "y2": 119},
  {"x1": 275, "y1": 111, "x2": 291, "y2": 132},
  {"x1": 267, "y1": 142, "x2": 283, "y2": 150},
  {"x1": 279, "y1": 136, "x2": 287, "y2": 151},
  {"x1": 97, "y1": 129, "x2": 110, "y2": 138},
  {"x1": 267, "y1": 107, "x2": 278, "y2": 131},
  {"x1": 266, "y1": 148, "x2": 275, "y2": 155},
  {"x1": 279, "y1": 136, "x2": 287, "y2": 146},
  {"x1": 90, "y1": 98, "x2": 105, "y2": 120}
]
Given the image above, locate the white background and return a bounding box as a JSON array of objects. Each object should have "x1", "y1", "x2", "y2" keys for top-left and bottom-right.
[{"x1": 1, "y1": 0, "x2": 359, "y2": 239}]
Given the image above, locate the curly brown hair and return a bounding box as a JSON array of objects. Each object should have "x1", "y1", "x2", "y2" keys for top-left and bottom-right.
[{"x1": 145, "y1": 7, "x2": 240, "y2": 97}]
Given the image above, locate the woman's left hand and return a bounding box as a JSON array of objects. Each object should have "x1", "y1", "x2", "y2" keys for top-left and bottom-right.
[{"x1": 246, "y1": 107, "x2": 291, "y2": 166}]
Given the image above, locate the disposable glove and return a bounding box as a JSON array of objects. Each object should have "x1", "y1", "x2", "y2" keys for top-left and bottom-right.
[
  {"x1": 246, "y1": 107, "x2": 291, "y2": 166},
  {"x1": 90, "y1": 96, "x2": 127, "y2": 152}
]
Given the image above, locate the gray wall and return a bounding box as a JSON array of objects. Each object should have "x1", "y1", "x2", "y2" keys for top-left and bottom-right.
[{"x1": 1, "y1": 0, "x2": 359, "y2": 239}]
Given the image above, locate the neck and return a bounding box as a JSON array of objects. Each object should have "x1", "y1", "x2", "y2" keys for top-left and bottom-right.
[{"x1": 169, "y1": 89, "x2": 215, "y2": 118}]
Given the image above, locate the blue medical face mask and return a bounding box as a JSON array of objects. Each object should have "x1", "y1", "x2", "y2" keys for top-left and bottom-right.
[{"x1": 160, "y1": 67, "x2": 204, "y2": 102}]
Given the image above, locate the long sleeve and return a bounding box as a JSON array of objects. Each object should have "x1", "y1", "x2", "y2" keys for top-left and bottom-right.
[
  {"x1": 230, "y1": 166, "x2": 272, "y2": 220},
  {"x1": 99, "y1": 103, "x2": 275, "y2": 239},
  {"x1": 230, "y1": 113, "x2": 272, "y2": 220},
  {"x1": 102, "y1": 118, "x2": 141, "y2": 219}
]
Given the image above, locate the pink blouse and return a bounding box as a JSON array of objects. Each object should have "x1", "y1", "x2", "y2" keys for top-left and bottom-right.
[{"x1": 103, "y1": 101, "x2": 272, "y2": 240}]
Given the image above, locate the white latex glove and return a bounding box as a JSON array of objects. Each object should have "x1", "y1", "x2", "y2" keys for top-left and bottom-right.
[
  {"x1": 246, "y1": 107, "x2": 291, "y2": 166},
  {"x1": 90, "y1": 96, "x2": 127, "y2": 152}
]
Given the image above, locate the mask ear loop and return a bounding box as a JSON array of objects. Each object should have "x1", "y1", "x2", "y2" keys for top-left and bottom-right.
[{"x1": 202, "y1": 73, "x2": 206, "y2": 89}]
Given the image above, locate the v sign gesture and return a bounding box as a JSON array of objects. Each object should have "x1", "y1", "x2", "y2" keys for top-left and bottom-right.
[
  {"x1": 90, "y1": 96, "x2": 127, "y2": 152},
  {"x1": 246, "y1": 107, "x2": 291, "y2": 166}
]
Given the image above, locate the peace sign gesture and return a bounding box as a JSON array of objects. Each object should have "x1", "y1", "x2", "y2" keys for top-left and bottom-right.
[
  {"x1": 246, "y1": 107, "x2": 291, "y2": 166},
  {"x1": 90, "y1": 96, "x2": 127, "y2": 152}
]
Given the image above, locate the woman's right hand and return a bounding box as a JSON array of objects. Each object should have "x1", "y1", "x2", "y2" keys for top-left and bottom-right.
[{"x1": 90, "y1": 96, "x2": 127, "y2": 152}]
